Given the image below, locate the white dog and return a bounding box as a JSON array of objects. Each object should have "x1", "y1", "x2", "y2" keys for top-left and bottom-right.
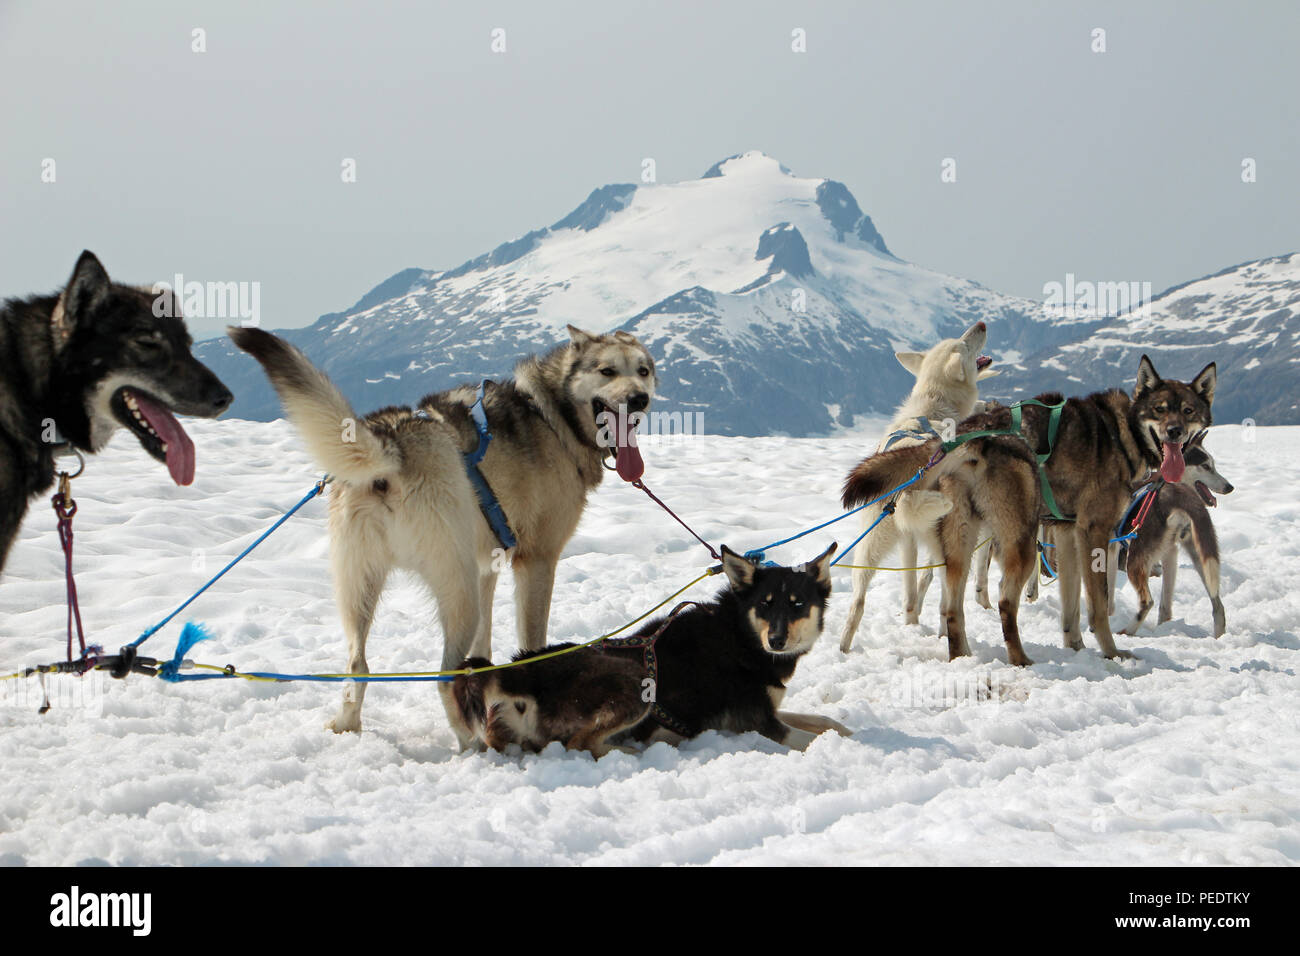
[{"x1": 838, "y1": 321, "x2": 998, "y2": 652}]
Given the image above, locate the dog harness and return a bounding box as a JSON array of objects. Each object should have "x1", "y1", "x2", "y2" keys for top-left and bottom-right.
[
  {"x1": 604, "y1": 600, "x2": 699, "y2": 739},
  {"x1": 881, "y1": 416, "x2": 939, "y2": 451},
  {"x1": 938, "y1": 399, "x2": 1071, "y2": 521},
  {"x1": 415, "y1": 381, "x2": 517, "y2": 550}
]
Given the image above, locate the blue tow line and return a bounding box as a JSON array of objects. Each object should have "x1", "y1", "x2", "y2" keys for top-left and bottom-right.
[
  {"x1": 743, "y1": 468, "x2": 925, "y2": 567},
  {"x1": 130, "y1": 476, "x2": 329, "y2": 651}
]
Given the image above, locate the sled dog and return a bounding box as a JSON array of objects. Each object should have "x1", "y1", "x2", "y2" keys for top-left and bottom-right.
[
  {"x1": 1112, "y1": 429, "x2": 1232, "y2": 637},
  {"x1": 841, "y1": 355, "x2": 1216, "y2": 664},
  {"x1": 0, "y1": 251, "x2": 233, "y2": 575},
  {"x1": 838, "y1": 321, "x2": 997, "y2": 652},
  {"x1": 229, "y1": 325, "x2": 655, "y2": 743},
  {"x1": 453, "y1": 544, "x2": 851, "y2": 755}
]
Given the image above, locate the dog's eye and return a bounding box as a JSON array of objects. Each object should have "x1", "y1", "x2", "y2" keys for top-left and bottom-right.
[
  {"x1": 1183, "y1": 407, "x2": 1194, "y2": 415},
  {"x1": 638, "y1": 367, "x2": 650, "y2": 378},
  {"x1": 600, "y1": 368, "x2": 616, "y2": 378},
  {"x1": 1154, "y1": 405, "x2": 1166, "y2": 414}
]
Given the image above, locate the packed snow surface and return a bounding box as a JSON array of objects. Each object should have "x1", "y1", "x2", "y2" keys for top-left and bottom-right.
[{"x1": 1, "y1": 419, "x2": 1296, "y2": 865}]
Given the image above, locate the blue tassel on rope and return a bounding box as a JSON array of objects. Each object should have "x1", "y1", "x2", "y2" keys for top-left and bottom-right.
[{"x1": 158, "y1": 621, "x2": 213, "y2": 682}]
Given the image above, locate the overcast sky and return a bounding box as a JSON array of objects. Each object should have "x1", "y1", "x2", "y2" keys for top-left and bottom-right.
[{"x1": 2, "y1": 0, "x2": 1296, "y2": 339}]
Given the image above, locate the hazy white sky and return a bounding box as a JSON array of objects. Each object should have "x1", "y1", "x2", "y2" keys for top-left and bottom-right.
[{"x1": 2, "y1": 0, "x2": 1296, "y2": 339}]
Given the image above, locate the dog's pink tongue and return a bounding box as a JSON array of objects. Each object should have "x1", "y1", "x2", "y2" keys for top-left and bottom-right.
[
  {"x1": 1160, "y1": 441, "x2": 1185, "y2": 484},
  {"x1": 615, "y1": 414, "x2": 644, "y2": 482},
  {"x1": 134, "y1": 392, "x2": 196, "y2": 486}
]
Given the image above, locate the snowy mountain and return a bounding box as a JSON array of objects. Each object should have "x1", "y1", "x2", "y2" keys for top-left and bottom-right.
[
  {"x1": 197, "y1": 152, "x2": 1297, "y2": 434},
  {"x1": 197, "y1": 152, "x2": 1083, "y2": 435},
  {"x1": 985, "y1": 254, "x2": 1300, "y2": 427}
]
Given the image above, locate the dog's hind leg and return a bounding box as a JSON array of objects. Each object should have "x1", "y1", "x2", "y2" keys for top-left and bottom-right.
[
  {"x1": 1185, "y1": 530, "x2": 1225, "y2": 638},
  {"x1": 838, "y1": 511, "x2": 896, "y2": 652},
  {"x1": 974, "y1": 531, "x2": 994, "y2": 610},
  {"x1": 514, "y1": 557, "x2": 558, "y2": 652},
  {"x1": 1157, "y1": 543, "x2": 1179, "y2": 625},
  {"x1": 1025, "y1": 524, "x2": 1044, "y2": 603},
  {"x1": 1056, "y1": 527, "x2": 1085, "y2": 651},
  {"x1": 995, "y1": 531, "x2": 1035, "y2": 667},
  {"x1": 1079, "y1": 522, "x2": 1132, "y2": 659},
  {"x1": 901, "y1": 535, "x2": 922, "y2": 624},
  {"x1": 326, "y1": 540, "x2": 391, "y2": 735}
]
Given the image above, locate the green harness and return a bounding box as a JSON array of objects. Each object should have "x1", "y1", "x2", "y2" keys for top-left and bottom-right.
[{"x1": 938, "y1": 399, "x2": 1070, "y2": 521}]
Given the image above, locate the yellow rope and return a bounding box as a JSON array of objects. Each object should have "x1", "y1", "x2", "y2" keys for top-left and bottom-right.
[
  {"x1": 837, "y1": 537, "x2": 993, "y2": 571},
  {"x1": 182, "y1": 567, "x2": 722, "y2": 682}
]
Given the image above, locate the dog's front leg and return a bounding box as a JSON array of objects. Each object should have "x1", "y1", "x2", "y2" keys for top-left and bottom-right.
[
  {"x1": 513, "y1": 557, "x2": 557, "y2": 651},
  {"x1": 472, "y1": 570, "x2": 498, "y2": 659},
  {"x1": 763, "y1": 715, "x2": 818, "y2": 751},
  {"x1": 778, "y1": 711, "x2": 853, "y2": 738}
]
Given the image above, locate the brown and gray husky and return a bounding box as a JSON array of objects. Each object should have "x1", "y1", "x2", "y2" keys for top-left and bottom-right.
[{"x1": 229, "y1": 324, "x2": 656, "y2": 744}]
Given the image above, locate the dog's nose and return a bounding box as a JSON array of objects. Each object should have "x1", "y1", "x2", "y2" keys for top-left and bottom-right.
[
  {"x1": 1223, "y1": 482, "x2": 1234, "y2": 494},
  {"x1": 208, "y1": 385, "x2": 234, "y2": 413},
  {"x1": 1166, "y1": 424, "x2": 1184, "y2": 441},
  {"x1": 626, "y1": 392, "x2": 649, "y2": 413}
]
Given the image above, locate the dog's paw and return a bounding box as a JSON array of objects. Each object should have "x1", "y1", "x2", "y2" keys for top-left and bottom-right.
[
  {"x1": 826, "y1": 720, "x2": 854, "y2": 738},
  {"x1": 1107, "y1": 648, "x2": 1137, "y2": 661},
  {"x1": 326, "y1": 715, "x2": 362, "y2": 734}
]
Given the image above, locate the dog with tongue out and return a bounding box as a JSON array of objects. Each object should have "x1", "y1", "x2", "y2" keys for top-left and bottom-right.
[{"x1": 0, "y1": 250, "x2": 234, "y2": 576}]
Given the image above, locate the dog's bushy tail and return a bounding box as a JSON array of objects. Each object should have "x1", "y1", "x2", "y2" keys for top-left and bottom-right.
[
  {"x1": 841, "y1": 441, "x2": 938, "y2": 510},
  {"x1": 227, "y1": 327, "x2": 401, "y2": 484}
]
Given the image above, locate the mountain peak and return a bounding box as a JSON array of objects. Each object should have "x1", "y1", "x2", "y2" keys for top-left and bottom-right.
[{"x1": 701, "y1": 151, "x2": 794, "y2": 179}]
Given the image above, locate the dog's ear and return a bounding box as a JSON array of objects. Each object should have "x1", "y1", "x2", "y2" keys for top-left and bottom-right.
[
  {"x1": 806, "y1": 541, "x2": 837, "y2": 587},
  {"x1": 1134, "y1": 354, "x2": 1161, "y2": 396},
  {"x1": 895, "y1": 351, "x2": 925, "y2": 377},
  {"x1": 1191, "y1": 362, "x2": 1216, "y2": 406},
  {"x1": 59, "y1": 250, "x2": 111, "y2": 338},
  {"x1": 720, "y1": 545, "x2": 756, "y2": 591},
  {"x1": 942, "y1": 352, "x2": 967, "y2": 384},
  {"x1": 612, "y1": 330, "x2": 638, "y2": 344},
  {"x1": 566, "y1": 325, "x2": 598, "y2": 347},
  {"x1": 976, "y1": 366, "x2": 1000, "y2": 381}
]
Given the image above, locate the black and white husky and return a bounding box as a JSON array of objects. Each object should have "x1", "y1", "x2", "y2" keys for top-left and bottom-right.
[
  {"x1": 0, "y1": 251, "x2": 233, "y2": 576},
  {"x1": 453, "y1": 544, "x2": 851, "y2": 756}
]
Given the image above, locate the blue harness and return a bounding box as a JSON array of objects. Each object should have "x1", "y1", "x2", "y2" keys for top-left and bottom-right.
[
  {"x1": 415, "y1": 381, "x2": 517, "y2": 550},
  {"x1": 1113, "y1": 482, "x2": 1158, "y2": 555},
  {"x1": 881, "y1": 416, "x2": 939, "y2": 451}
]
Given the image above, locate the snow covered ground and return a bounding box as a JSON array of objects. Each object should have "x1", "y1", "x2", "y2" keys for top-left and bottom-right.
[{"x1": 1, "y1": 419, "x2": 1296, "y2": 865}]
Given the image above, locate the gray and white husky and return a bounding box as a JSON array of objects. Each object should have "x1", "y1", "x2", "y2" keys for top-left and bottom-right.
[
  {"x1": 1111, "y1": 430, "x2": 1233, "y2": 637},
  {"x1": 838, "y1": 321, "x2": 997, "y2": 652},
  {"x1": 229, "y1": 325, "x2": 656, "y2": 745}
]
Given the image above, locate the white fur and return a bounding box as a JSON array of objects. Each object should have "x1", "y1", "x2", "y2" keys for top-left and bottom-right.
[{"x1": 840, "y1": 323, "x2": 996, "y2": 653}]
